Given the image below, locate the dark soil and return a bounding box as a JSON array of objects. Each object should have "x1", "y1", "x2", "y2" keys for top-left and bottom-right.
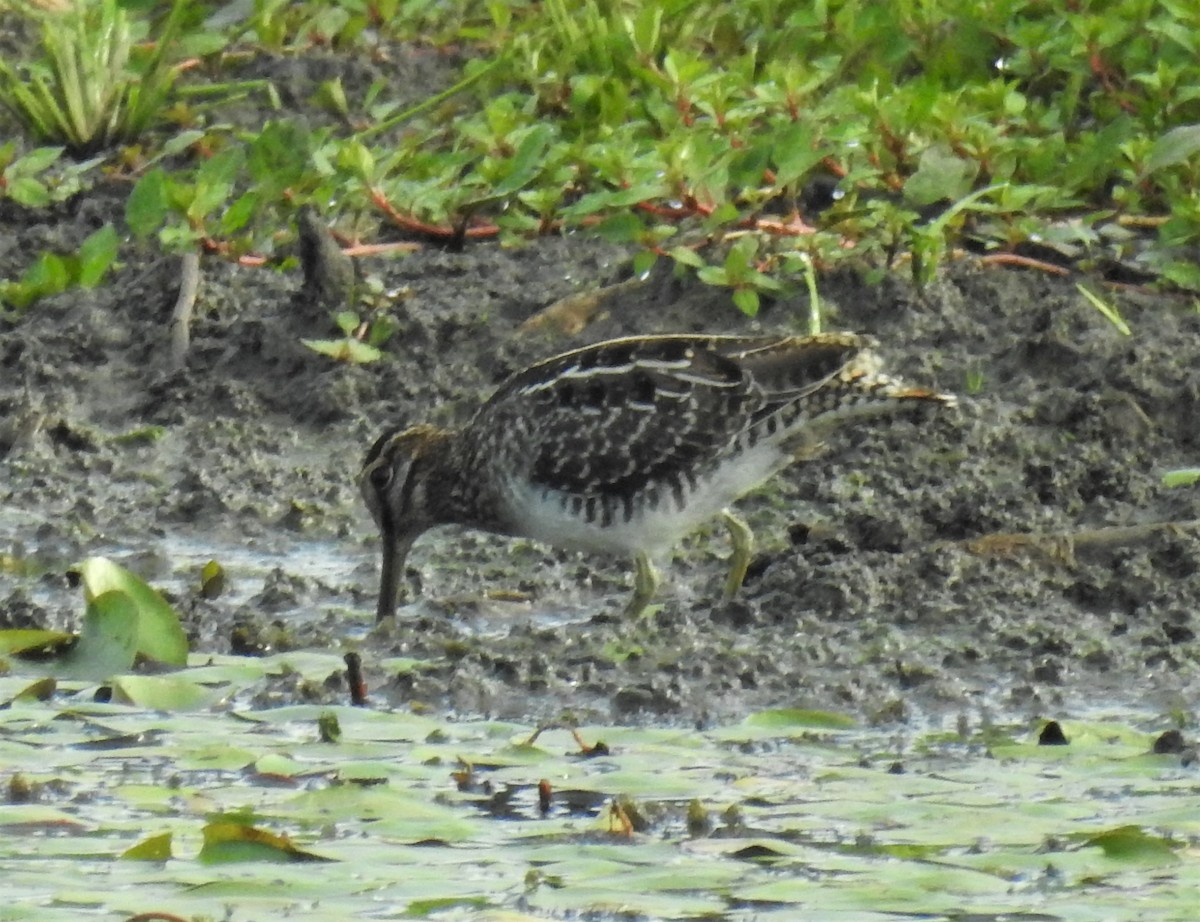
[{"x1": 2, "y1": 50, "x2": 1198, "y2": 729}]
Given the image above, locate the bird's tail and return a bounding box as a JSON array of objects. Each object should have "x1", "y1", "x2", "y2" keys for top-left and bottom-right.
[{"x1": 757, "y1": 339, "x2": 956, "y2": 452}]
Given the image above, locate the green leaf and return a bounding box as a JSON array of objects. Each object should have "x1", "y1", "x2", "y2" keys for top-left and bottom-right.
[
  {"x1": 0, "y1": 676, "x2": 56, "y2": 704},
  {"x1": 77, "y1": 556, "x2": 188, "y2": 666},
  {"x1": 0, "y1": 629, "x2": 72, "y2": 654},
  {"x1": 771, "y1": 123, "x2": 823, "y2": 186},
  {"x1": 301, "y1": 338, "x2": 383, "y2": 364},
  {"x1": 631, "y1": 249, "x2": 657, "y2": 276},
  {"x1": 122, "y1": 832, "x2": 173, "y2": 861},
  {"x1": 60, "y1": 589, "x2": 139, "y2": 680},
  {"x1": 197, "y1": 145, "x2": 246, "y2": 190},
  {"x1": 111, "y1": 674, "x2": 220, "y2": 711},
  {"x1": 744, "y1": 708, "x2": 857, "y2": 729},
  {"x1": 200, "y1": 559, "x2": 227, "y2": 599},
  {"x1": 904, "y1": 145, "x2": 978, "y2": 206},
  {"x1": 1145, "y1": 124, "x2": 1200, "y2": 174},
  {"x1": 12, "y1": 146, "x2": 63, "y2": 174},
  {"x1": 126, "y1": 168, "x2": 167, "y2": 239},
  {"x1": 7, "y1": 176, "x2": 51, "y2": 208},
  {"x1": 22, "y1": 252, "x2": 71, "y2": 299},
  {"x1": 1082, "y1": 826, "x2": 1180, "y2": 864},
  {"x1": 593, "y1": 211, "x2": 646, "y2": 242},
  {"x1": 492, "y1": 124, "x2": 554, "y2": 197},
  {"x1": 221, "y1": 191, "x2": 260, "y2": 234},
  {"x1": 189, "y1": 147, "x2": 245, "y2": 221},
  {"x1": 732, "y1": 287, "x2": 760, "y2": 316},
  {"x1": 667, "y1": 246, "x2": 705, "y2": 268},
  {"x1": 199, "y1": 822, "x2": 334, "y2": 865},
  {"x1": 76, "y1": 224, "x2": 119, "y2": 288},
  {"x1": 161, "y1": 129, "x2": 206, "y2": 157},
  {"x1": 1162, "y1": 468, "x2": 1200, "y2": 487},
  {"x1": 336, "y1": 139, "x2": 375, "y2": 183}
]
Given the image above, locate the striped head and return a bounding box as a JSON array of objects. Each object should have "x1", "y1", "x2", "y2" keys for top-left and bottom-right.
[{"x1": 359, "y1": 424, "x2": 454, "y2": 621}]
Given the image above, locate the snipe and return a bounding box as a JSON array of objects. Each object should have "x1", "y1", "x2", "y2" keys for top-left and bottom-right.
[{"x1": 361, "y1": 333, "x2": 954, "y2": 621}]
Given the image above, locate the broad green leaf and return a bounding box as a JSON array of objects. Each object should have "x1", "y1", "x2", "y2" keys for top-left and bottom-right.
[
  {"x1": 221, "y1": 190, "x2": 259, "y2": 233},
  {"x1": 301, "y1": 337, "x2": 383, "y2": 364},
  {"x1": 593, "y1": 211, "x2": 645, "y2": 242},
  {"x1": 199, "y1": 822, "x2": 334, "y2": 865},
  {"x1": 0, "y1": 629, "x2": 73, "y2": 654},
  {"x1": 200, "y1": 559, "x2": 226, "y2": 599},
  {"x1": 904, "y1": 145, "x2": 978, "y2": 206},
  {"x1": 7, "y1": 176, "x2": 51, "y2": 208},
  {"x1": 125, "y1": 168, "x2": 167, "y2": 238},
  {"x1": 60, "y1": 589, "x2": 139, "y2": 680},
  {"x1": 668, "y1": 246, "x2": 705, "y2": 268},
  {"x1": 1162, "y1": 468, "x2": 1200, "y2": 487},
  {"x1": 14, "y1": 146, "x2": 64, "y2": 173},
  {"x1": 1145, "y1": 124, "x2": 1200, "y2": 174},
  {"x1": 22, "y1": 251, "x2": 71, "y2": 299},
  {"x1": 121, "y1": 832, "x2": 173, "y2": 861},
  {"x1": 744, "y1": 708, "x2": 856, "y2": 729},
  {"x1": 77, "y1": 556, "x2": 188, "y2": 666},
  {"x1": 491, "y1": 123, "x2": 553, "y2": 197},
  {"x1": 1082, "y1": 825, "x2": 1180, "y2": 864},
  {"x1": 110, "y1": 674, "x2": 222, "y2": 711},
  {"x1": 732, "y1": 287, "x2": 759, "y2": 316},
  {"x1": 76, "y1": 224, "x2": 119, "y2": 288}
]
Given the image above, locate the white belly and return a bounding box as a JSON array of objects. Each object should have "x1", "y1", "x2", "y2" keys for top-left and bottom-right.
[{"x1": 500, "y1": 442, "x2": 787, "y2": 557}]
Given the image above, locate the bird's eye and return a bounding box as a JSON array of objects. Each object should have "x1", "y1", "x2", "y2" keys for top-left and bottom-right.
[{"x1": 369, "y1": 463, "x2": 393, "y2": 490}]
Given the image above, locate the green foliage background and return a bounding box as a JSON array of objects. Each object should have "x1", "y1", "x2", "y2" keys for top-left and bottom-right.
[{"x1": 2, "y1": 0, "x2": 1199, "y2": 306}]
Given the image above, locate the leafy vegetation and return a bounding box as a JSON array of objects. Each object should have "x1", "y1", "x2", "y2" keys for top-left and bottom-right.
[
  {"x1": 0, "y1": 144, "x2": 96, "y2": 207},
  {"x1": 301, "y1": 309, "x2": 396, "y2": 363},
  {"x1": 1, "y1": 0, "x2": 1198, "y2": 314},
  {"x1": 0, "y1": 223, "x2": 119, "y2": 310},
  {"x1": 0, "y1": 0, "x2": 187, "y2": 156}
]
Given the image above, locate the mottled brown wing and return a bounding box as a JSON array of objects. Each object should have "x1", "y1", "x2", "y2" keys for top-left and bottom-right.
[
  {"x1": 712, "y1": 332, "x2": 875, "y2": 403},
  {"x1": 472, "y1": 334, "x2": 865, "y2": 497}
]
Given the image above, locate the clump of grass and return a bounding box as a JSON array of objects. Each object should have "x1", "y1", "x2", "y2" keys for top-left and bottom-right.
[{"x1": 0, "y1": 0, "x2": 187, "y2": 157}]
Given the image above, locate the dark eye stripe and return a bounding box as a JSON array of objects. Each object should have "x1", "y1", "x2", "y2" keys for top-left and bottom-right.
[
  {"x1": 363, "y1": 426, "x2": 402, "y2": 469},
  {"x1": 397, "y1": 455, "x2": 421, "y2": 515}
]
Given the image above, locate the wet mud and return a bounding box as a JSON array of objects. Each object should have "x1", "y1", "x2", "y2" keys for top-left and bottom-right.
[{"x1": 2, "y1": 51, "x2": 1198, "y2": 729}]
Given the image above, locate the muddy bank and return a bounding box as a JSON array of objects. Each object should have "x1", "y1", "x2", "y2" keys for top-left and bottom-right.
[{"x1": 2, "y1": 210, "x2": 1198, "y2": 726}]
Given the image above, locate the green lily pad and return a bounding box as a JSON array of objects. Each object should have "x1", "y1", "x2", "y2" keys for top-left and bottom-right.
[
  {"x1": 78, "y1": 556, "x2": 188, "y2": 666},
  {"x1": 60, "y1": 590, "x2": 139, "y2": 680},
  {"x1": 743, "y1": 708, "x2": 857, "y2": 729},
  {"x1": 199, "y1": 821, "x2": 335, "y2": 864},
  {"x1": 110, "y1": 674, "x2": 223, "y2": 711},
  {"x1": 0, "y1": 628, "x2": 73, "y2": 654}
]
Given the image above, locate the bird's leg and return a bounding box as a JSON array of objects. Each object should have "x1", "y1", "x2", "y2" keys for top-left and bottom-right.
[
  {"x1": 624, "y1": 551, "x2": 660, "y2": 618},
  {"x1": 721, "y1": 509, "x2": 754, "y2": 601}
]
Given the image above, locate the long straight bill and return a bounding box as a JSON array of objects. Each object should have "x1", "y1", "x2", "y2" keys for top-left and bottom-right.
[{"x1": 376, "y1": 532, "x2": 415, "y2": 622}]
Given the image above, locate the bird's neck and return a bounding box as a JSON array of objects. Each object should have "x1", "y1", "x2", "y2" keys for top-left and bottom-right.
[{"x1": 412, "y1": 428, "x2": 508, "y2": 532}]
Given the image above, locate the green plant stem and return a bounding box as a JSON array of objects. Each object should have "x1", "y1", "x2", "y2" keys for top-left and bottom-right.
[{"x1": 354, "y1": 53, "x2": 508, "y2": 142}]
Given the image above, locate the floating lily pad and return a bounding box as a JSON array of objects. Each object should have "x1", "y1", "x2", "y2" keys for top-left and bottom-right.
[{"x1": 78, "y1": 556, "x2": 188, "y2": 667}]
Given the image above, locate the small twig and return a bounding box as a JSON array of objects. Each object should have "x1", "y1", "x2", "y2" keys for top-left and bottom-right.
[
  {"x1": 368, "y1": 187, "x2": 500, "y2": 241},
  {"x1": 168, "y1": 250, "x2": 201, "y2": 371},
  {"x1": 978, "y1": 252, "x2": 1073, "y2": 275},
  {"x1": 344, "y1": 652, "x2": 367, "y2": 707},
  {"x1": 956, "y1": 519, "x2": 1200, "y2": 566},
  {"x1": 341, "y1": 241, "x2": 422, "y2": 257}
]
